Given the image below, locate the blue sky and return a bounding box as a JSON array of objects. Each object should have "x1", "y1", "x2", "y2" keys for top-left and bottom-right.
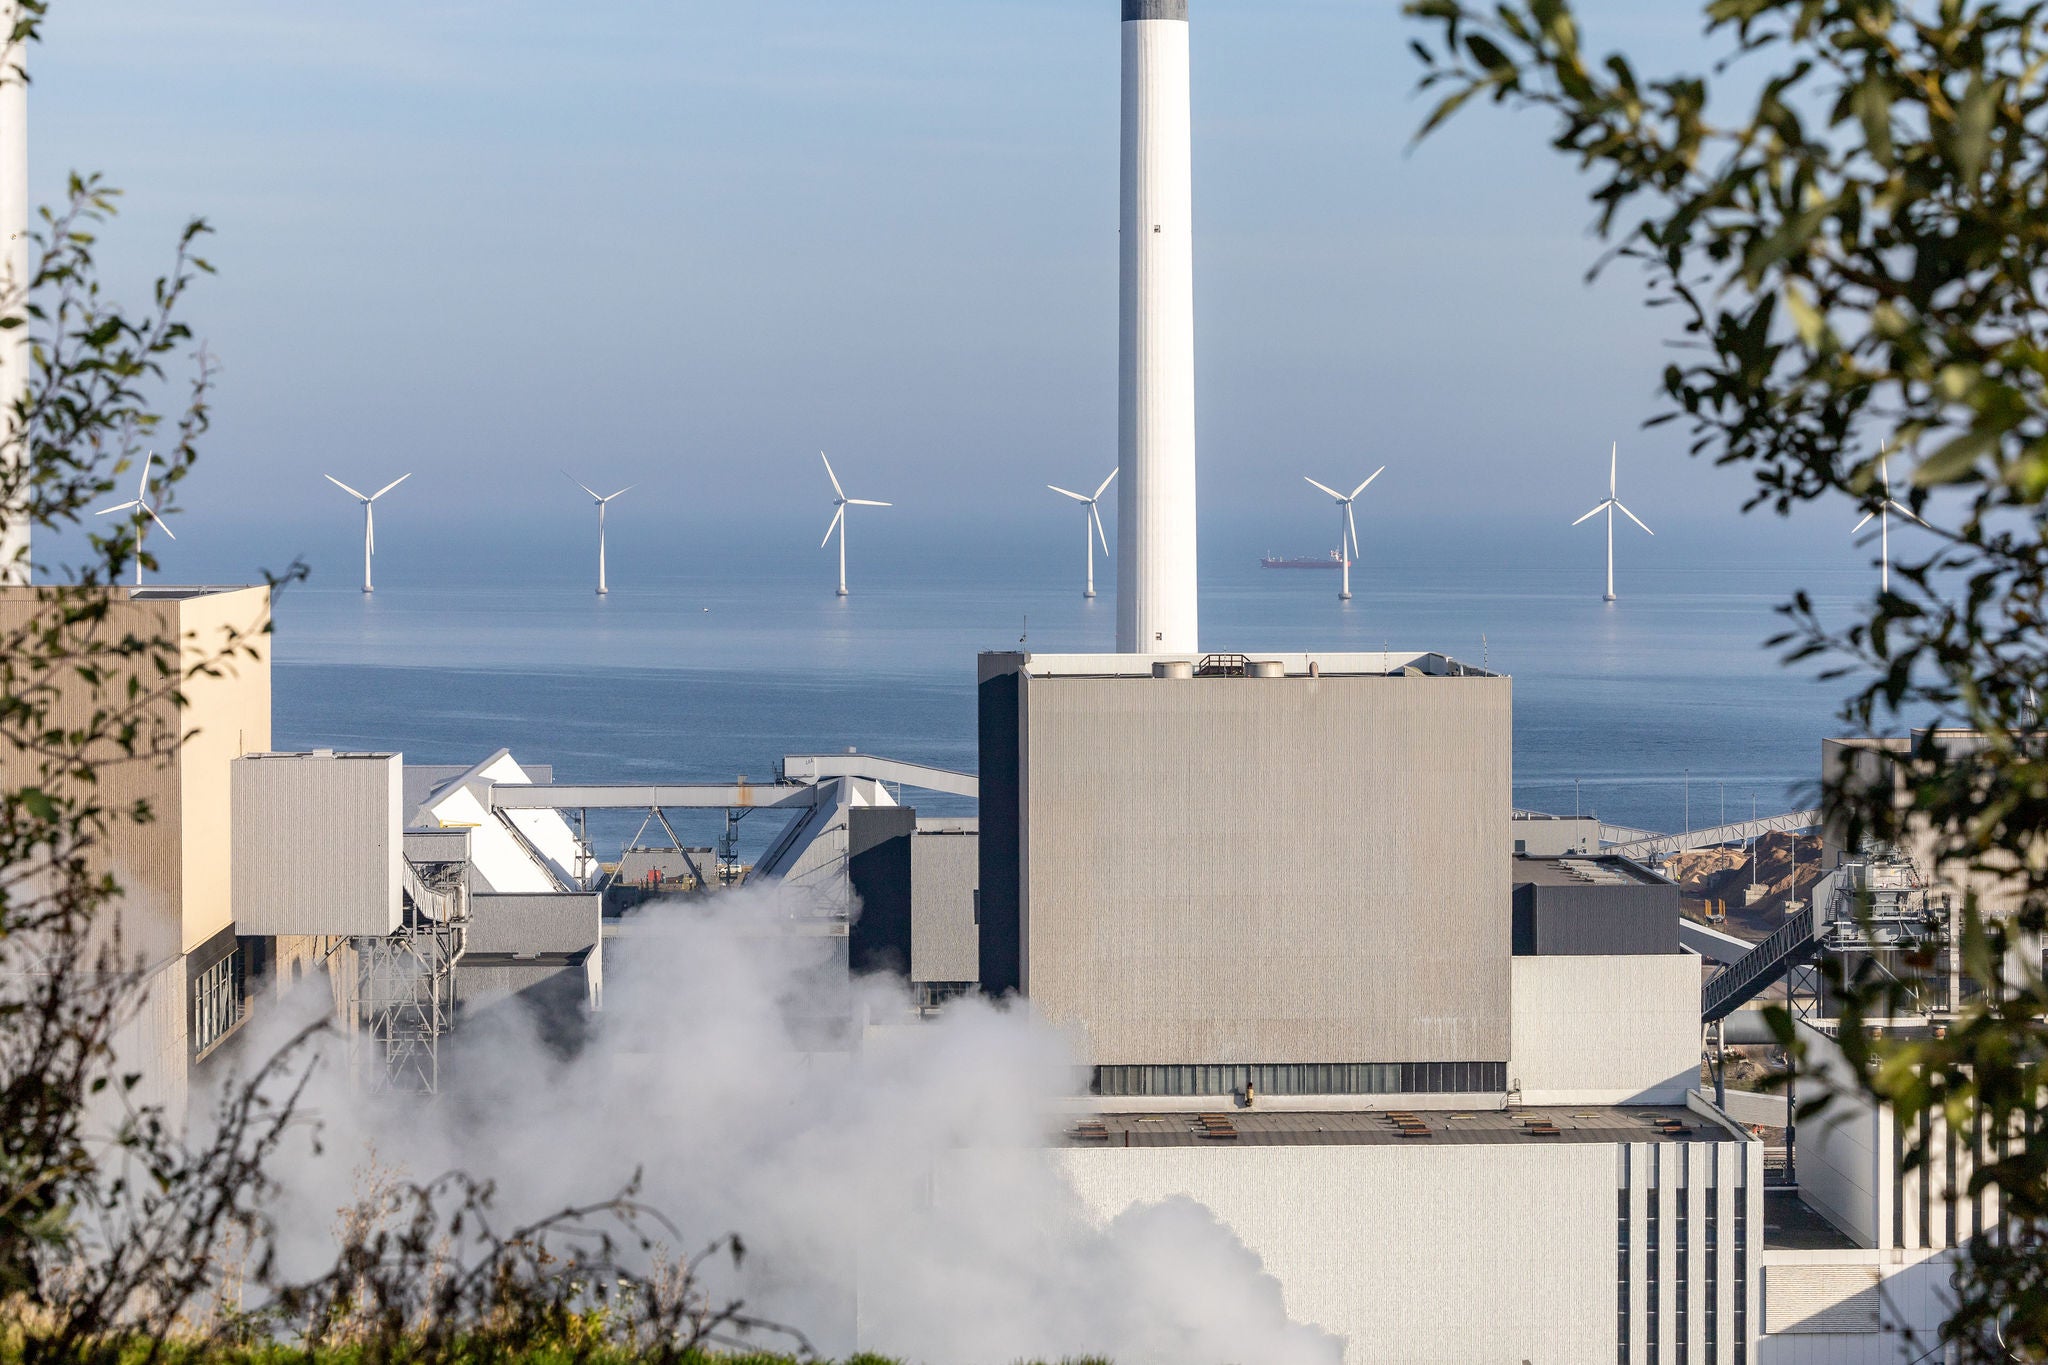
[{"x1": 29, "y1": 2, "x2": 1865, "y2": 589}]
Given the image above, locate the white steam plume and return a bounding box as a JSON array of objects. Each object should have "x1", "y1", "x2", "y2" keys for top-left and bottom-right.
[{"x1": 234, "y1": 887, "x2": 1344, "y2": 1365}]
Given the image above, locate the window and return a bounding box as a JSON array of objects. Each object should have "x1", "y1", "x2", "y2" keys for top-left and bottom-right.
[
  {"x1": 1674, "y1": 1189, "x2": 1688, "y2": 1365},
  {"x1": 1646, "y1": 1189, "x2": 1660, "y2": 1365},
  {"x1": 1733, "y1": 1174, "x2": 1748, "y2": 1365},
  {"x1": 1617, "y1": 1187, "x2": 1630, "y2": 1364},
  {"x1": 191, "y1": 948, "x2": 241, "y2": 1058},
  {"x1": 1704, "y1": 1174, "x2": 1718, "y2": 1357},
  {"x1": 1090, "y1": 1061, "x2": 1507, "y2": 1097}
]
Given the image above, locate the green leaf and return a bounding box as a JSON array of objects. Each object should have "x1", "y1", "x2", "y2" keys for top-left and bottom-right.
[
  {"x1": 1916, "y1": 426, "x2": 2000, "y2": 486},
  {"x1": 1953, "y1": 78, "x2": 1996, "y2": 183},
  {"x1": 1783, "y1": 286, "x2": 1826, "y2": 349},
  {"x1": 1849, "y1": 74, "x2": 1893, "y2": 168},
  {"x1": 1465, "y1": 33, "x2": 1514, "y2": 75},
  {"x1": 1414, "y1": 83, "x2": 1482, "y2": 143}
]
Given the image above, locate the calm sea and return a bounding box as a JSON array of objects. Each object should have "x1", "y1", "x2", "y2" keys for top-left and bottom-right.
[{"x1": 270, "y1": 557, "x2": 1867, "y2": 861}]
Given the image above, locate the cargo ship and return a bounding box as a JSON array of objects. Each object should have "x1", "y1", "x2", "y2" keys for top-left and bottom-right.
[{"x1": 1260, "y1": 550, "x2": 1347, "y2": 570}]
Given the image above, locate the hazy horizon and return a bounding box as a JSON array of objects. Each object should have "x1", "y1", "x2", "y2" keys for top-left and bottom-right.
[{"x1": 17, "y1": 0, "x2": 1881, "y2": 595}]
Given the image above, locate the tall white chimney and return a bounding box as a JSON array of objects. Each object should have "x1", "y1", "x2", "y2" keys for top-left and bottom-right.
[
  {"x1": 1115, "y1": 0, "x2": 1197, "y2": 654},
  {"x1": 0, "y1": 10, "x2": 27, "y2": 587}
]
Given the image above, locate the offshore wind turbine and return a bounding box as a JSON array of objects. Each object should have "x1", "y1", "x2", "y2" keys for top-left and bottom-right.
[
  {"x1": 93, "y1": 450, "x2": 174, "y2": 587},
  {"x1": 818, "y1": 451, "x2": 890, "y2": 597},
  {"x1": 1571, "y1": 443, "x2": 1653, "y2": 601},
  {"x1": 1851, "y1": 446, "x2": 1925, "y2": 593},
  {"x1": 566, "y1": 474, "x2": 633, "y2": 595},
  {"x1": 1304, "y1": 467, "x2": 1384, "y2": 601},
  {"x1": 1048, "y1": 468, "x2": 1116, "y2": 598},
  {"x1": 324, "y1": 471, "x2": 410, "y2": 594}
]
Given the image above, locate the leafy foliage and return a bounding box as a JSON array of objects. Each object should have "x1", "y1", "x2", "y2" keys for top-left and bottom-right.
[
  {"x1": 0, "y1": 14, "x2": 798, "y2": 1364},
  {"x1": 1405, "y1": 0, "x2": 2048, "y2": 1354}
]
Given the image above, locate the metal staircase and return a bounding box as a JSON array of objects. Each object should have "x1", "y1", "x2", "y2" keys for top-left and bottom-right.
[{"x1": 1701, "y1": 898, "x2": 1821, "y2": 1023}]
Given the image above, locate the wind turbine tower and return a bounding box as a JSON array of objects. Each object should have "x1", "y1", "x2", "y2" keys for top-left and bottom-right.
[
  {"x1": 1852, "y1": 446, "x2": 1924, "y2": 593},
  {"x1": 1115, "y1": 0, "x2": 1198, "y2": 654},
  {"x1": 1048, "y1": 468, "x2": 1117, "y2": 598},
  {"x1": 819, "y1": 451, "x2": 890, "y2": 597},
  {"x1": 1304, "y1": 467, "x2": 1384, "y2": 601},
  {"x1": 93, "y1": 450, "x2": 175, "y2": 587},
  {"x1": 567, "y1": 474, "x2": 633, "y2": 595},
  {"x1": 324, "y1": 472, "x2": 411, "y2": 594},
  {"x1": 1571, "y1": 443, "x2": 1653, "y2": 601}
]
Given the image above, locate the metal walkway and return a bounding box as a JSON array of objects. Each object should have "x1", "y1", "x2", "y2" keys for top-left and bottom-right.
[
  {"x1": 1701, "y1": 899, "x2": 1821, "y2": 1023},
  {"x1": 487, "y1": 754, "x2": 979, "y2": 812},
  {"x1": 1606, "y1": 809, "x2": 1820, "y2": 861}
]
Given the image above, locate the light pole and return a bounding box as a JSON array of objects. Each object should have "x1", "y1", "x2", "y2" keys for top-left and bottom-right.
[
  {"x1": 1575, "y1": 778, "x2": 1581, "y2": 818},
  {"x1": 1684, "y1": 768, "x2": 1691, "y2": 835}
]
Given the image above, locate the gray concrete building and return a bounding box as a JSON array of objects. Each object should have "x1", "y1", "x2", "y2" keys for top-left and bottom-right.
[{"x1": 978, "y1": 650, "x2": 1511, "y2": 1096}]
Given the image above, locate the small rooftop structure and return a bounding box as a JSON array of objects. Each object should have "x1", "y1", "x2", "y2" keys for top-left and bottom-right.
[{"x1": 1511, "y1": 854, "x2": 1678, "y2": 957}]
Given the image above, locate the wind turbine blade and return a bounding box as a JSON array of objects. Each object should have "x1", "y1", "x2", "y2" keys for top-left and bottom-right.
[
  {"x1": 1048, "y1": 485, "x2": 1090, "y2": 503},
  {"x1": 1304, "y1": 476, "x2": 1344, "y2": 500},
  {"x1": 137, "y1": 450, "x2": 155, "y2": 500},
  {"x1": 1887, "y1": 499, "x2": 1927, "y2": 527},
  {"x1": 1615, "y1": 501, "x2": 1654, "y2": 535},
  {"x1": 820, "y1": 505, "x2": 844, "y2": 548},
  {"x1": 1093, "y1": 467, "x2": 1119, "y2": 500},
  {"x1": 371, "y1": 472, "x2": 412, "y2": 501},
  {"x1": 94, "y1": 500, "x2": 140, "y2": 517},
  {"x1": 566, "y1": 472, "x2": 603, "y2": 501},
  {"x1": 145, "y1": 506, "x2": 176, "y2": 540},
  {"x1": 847, "y1": 499, "x2": 891, "y2": 507},
  {"x1": 1347, "y1": 503, "x2": 1361, "y2": 560},
  {"x1": 1571, "y1": 502, "x2": 1609, "y2": 527},
  {"x1": 1349, "y1": 466, "x2": 1386, "y2": 500},
  {"x1": 1609, "y1": 442, "x2": 1618, "y2": 498},
  {"x1": 1093, "y1": 503, "x2": 1110, "y2": 556},
  {"x1": 820, "y1": 451, "x2": 844, "y2": 499},
  {"x1": 1851, "y1": 510, "x2": 1876, "y2": 534},
  {"x1": 603, "y1": 484, "x2": 635, "y2": 502},
  {"x1": 325, "y1": 474, "x2": 368, "y2": 501}
]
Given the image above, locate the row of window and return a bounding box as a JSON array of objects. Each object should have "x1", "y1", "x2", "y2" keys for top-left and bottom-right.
[
  {"x1": 1090, "y1": 1061, "x2": 1507, "y2": 1098},
  {"x1": 1618, "y1": 1165, "x2": 1747, "y2": 1364}
]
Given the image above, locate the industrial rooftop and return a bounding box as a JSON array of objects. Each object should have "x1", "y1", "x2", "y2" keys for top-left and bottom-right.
[
  {"x1": 1512, "y1": 854, "x2": 1672, "y2": 889},
  {"x1": 985, "y1": 649, "x2": 1500, "y2": 680},
  {"x1": 1061, "y1": 1105, "x2": 1731, "y2": 1148}
]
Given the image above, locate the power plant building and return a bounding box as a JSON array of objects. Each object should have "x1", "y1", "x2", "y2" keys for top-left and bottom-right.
[{"x1": 979, "y1": 650, "x2": 1513, "y2": 1095}]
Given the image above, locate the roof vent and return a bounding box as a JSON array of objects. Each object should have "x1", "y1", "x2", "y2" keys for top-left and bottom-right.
[
  {"x1": 1152, "y1": 660, "x2": 1194, "y2": 680},
  {"x1": 1247, "y1": 659, "x2": 1285, "y2": 678}
]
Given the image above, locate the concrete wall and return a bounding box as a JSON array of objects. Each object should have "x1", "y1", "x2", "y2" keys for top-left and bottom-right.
[
  {"x1": 910, "y1": 822, "x2": 978, "y2": 984},
  {"x1": 1509, "y1": 954, "x2": 1703, "y2": 1104},
  {"x1": 1511, "y1": 874, "x2": 1678, "y2": 955},
  {"x1": 0, "y1": 586, "x2": 271, "y2": 965},
  {"x1": 1757, "y1": 1249, "x2": 1959, "y2": 1361},
  {"x1": 1511, "y1": 814, "x2": 1600, "y2": 856},
  {"x1": 101, "y1": 954, "x2": 188, "y2": 1128},
  {"x1": 467, "y1": 892, "x2": 601, "y2": 955},
  {"x1": 231, "y1": 752, "x2": 402, "y2": 937},
  {"x1": 1058, "y1": 1142, "x2": 1612, "y2": 1363},
  {"x1": 1794, "y1": 1021, "x2": 1884, "y2": 1250},
  {"x1": 174, "y1": 587, "x2": 273, "y2": 952},
  {"x1": 996, "y1": 661, "x2": 1512, "y2": 1067}
]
